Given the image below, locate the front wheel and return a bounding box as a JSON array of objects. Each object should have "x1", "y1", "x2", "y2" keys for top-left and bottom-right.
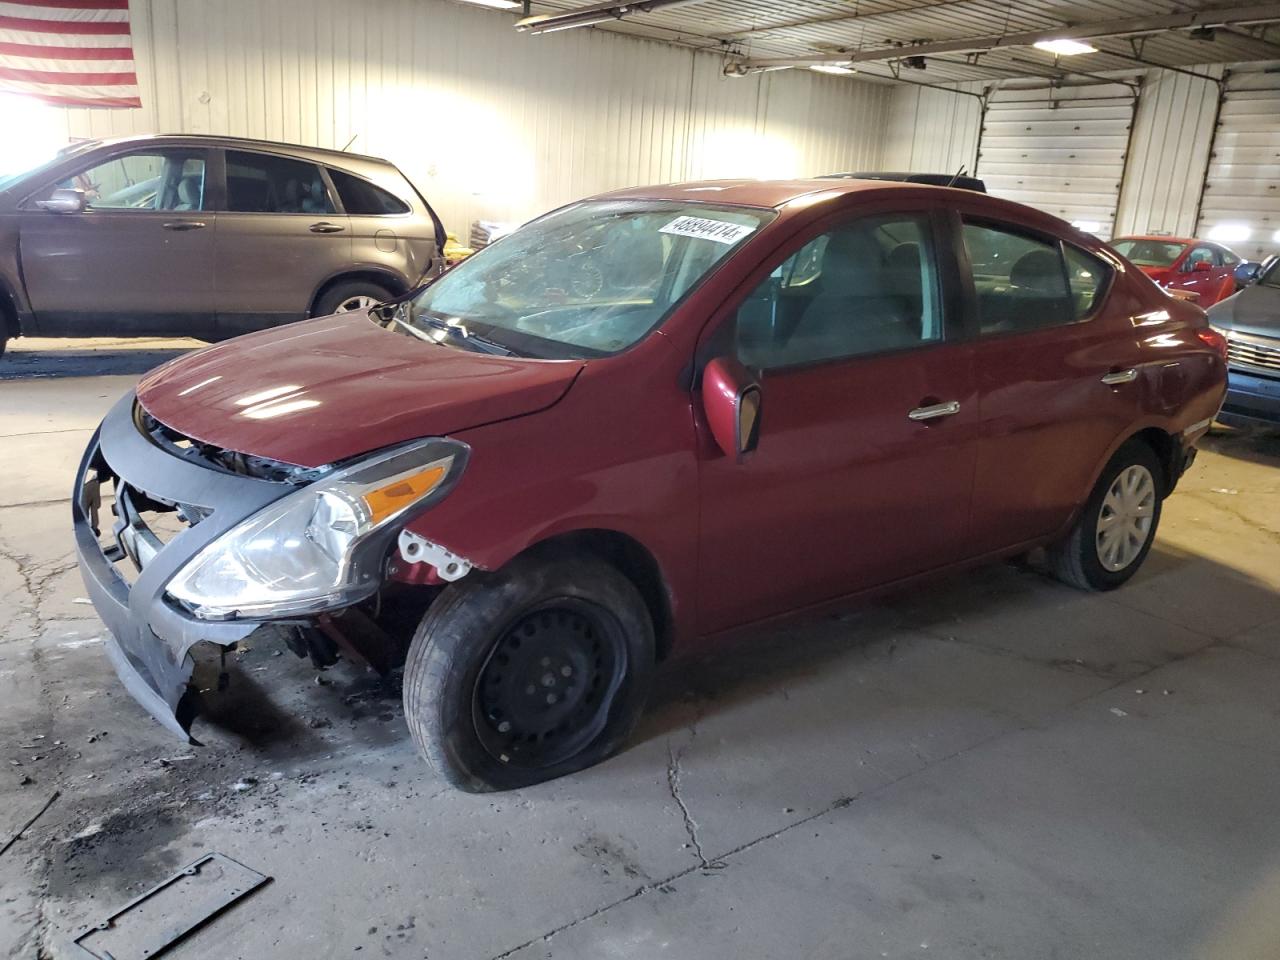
[
  {"x1": 403, "y1": 554, "x2": 654, "y2": 792},
  {"x1": 1048, "y1": 440, "x2": 1164, "y2": 591},
  {"x1": 312, "y1": 280, "x2": 393, "y2": 318}
]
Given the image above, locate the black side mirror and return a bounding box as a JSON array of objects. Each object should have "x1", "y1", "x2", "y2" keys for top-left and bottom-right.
[{"x1": 1234, "y1": 262, "x2": 1262, "y2": 288}]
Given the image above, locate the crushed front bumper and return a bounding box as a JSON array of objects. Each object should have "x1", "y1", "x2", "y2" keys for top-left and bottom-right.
[{"x1": 72, "y1": 392, "x2": 294, "y2": 739}]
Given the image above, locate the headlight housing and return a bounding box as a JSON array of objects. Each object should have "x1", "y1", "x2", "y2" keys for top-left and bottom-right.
[{"x1": 167, "y1": 438, "x2": 467, "y2": 620}]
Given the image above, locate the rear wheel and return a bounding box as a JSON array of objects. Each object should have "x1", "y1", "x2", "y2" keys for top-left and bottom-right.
[
  {"x1": 312, "y1": 280, "x2": 393, "y2": 317},
  {"x1": 1048, "y1": 440, "x2": 1163, "y2": 591},
  {"x1": 403, "y1": 554, "x2": 654, "y2": 792}
]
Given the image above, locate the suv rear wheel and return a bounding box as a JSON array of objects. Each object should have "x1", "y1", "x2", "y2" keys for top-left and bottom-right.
[
  {"x1": 313, "y1": 279, "x2": 393, "y2": 317},
  {"x1": 403, "y1": 554, "x2": 655, "y2": 792},
  {"x1": 1048, "y1": 439, "x2": 1164, "y2": 591}
]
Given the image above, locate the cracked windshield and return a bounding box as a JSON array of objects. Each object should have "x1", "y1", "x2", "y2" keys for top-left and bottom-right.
[{"x1": 397, "y1": 200, "x2": 773, "y2": 358}]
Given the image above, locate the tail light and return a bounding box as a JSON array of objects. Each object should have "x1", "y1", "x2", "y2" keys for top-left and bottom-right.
[{"x1": 1196, "y1": 327, "x2": 1229, "y2": 361}]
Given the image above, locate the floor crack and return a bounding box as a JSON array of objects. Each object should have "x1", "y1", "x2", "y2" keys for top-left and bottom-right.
[{"x1": 665, "y1": 741, "x2": 719, "y2": 871}]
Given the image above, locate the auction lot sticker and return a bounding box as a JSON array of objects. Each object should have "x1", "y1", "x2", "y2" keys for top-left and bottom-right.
[{"x1": 660, "y1": 216, "x2": 756, "y2": 245}]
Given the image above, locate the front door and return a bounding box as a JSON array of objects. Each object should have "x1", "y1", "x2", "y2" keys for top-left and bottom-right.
[
  {"x1": 19, "y1": 147, "x2": 215, "y2": 337},
  {"x1": 1166, "y1": 244, "x2": 1229, "y2": 305},
  {"x1": 214, "y1": 149, "x2": 352, "y2": 337},
  {"x1": 696, "y1": 209, "x2": 978, "y2": 635}
]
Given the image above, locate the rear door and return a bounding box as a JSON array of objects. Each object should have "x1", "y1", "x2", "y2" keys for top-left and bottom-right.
[
  {"x1": 696, "y1": 205, "x2": 979, "y2": 634},
  {"x1": 955, "y1": 213, "x2": 1139, "y2": 556},
  {"x1": 18, "y1": 147, "x2": 215, "y2": 337},
  {"x1": 213, "y1": 149, "x2": 352, "y2": 337},
  {"x1": 1166, "y1": 244, "x2": 1222, "y2": 304}
]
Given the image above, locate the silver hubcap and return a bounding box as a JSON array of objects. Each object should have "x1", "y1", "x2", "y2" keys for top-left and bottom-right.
[
  {"x1": 1096, "y1": 464, "x2": 1155, "y2": 572},
  {"x1": 335, "y1": 294, "x2": 379, "y2": 313}
]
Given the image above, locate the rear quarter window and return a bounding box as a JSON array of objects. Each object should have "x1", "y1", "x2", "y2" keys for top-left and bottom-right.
[
  {"x1": 329, "y1": 168, "x2": 410, "y2": 215},
  {"x1": 1063, "y1": 244, "x2": 1111, "y2": 319}
]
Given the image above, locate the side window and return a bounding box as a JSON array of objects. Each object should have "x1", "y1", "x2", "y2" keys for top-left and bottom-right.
[
  {"x1": 225, "y1": 151, "x2": 334, "y2": 214},
  {"x1": 736, "y1": 214, "x2": 942, "y2": 370},
  {"x1": 57, "y1": 152, "x2": 205, "y2": 212},
  {"x1": 1217, "y1": 247, "x2": 1239, "y2": 267},
  {"x1": 1063, "y1": 244, "x2": 1110, "y2": 320},
  {"x1": 329, "y1": 168, "x2": 410, "y2": 215},
  {"x1": 962, "y1": 222, "x2": 1072, "y2": 334},
  {"x1": 1183, "y1": 246, "x2": 1214, "y2": 272}
]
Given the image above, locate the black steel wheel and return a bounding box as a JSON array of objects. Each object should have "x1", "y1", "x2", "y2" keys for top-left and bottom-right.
[
  {"x1": 473, "y1": 600, "x2": 627, "y2": 769},
  {"x1": 403, "y1": 553, "x2": 654, "y2": 792}
]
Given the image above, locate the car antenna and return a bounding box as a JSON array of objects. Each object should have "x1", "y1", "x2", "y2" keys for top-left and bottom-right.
[
  {"x1": 945, "y1": 166, "x2": 967, "y2": 188},
  {"x1": 340, "y1": 134, "x2": 357, "y2": 152}
]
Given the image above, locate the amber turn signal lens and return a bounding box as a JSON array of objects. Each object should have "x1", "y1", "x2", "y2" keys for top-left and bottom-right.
[{"x1": 360, "y1": 465, "x2": 447, "y2": 524}]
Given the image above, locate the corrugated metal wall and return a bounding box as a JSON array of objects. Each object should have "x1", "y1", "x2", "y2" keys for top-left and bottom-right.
[
  {"x1": 37, "y1": 0, "x2": 891, "y2": 235},
  {"x1": 883, "y1": 83, "x2": 984, "y2": 176},
  {"x1": 1113, "y1": 66, "x2": 1222, "y2": 239}
]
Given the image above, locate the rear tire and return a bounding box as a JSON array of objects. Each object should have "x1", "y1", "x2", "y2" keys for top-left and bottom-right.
[
  {"x1": 403, "y1": 554, "x2": 654, "y2": 792},
  {"x1": 312, "y1": 280, "x2": 393, "y2": 318},
  {"x1": 1048, "y1": 439, "x2": 1164, "y2": 591}
]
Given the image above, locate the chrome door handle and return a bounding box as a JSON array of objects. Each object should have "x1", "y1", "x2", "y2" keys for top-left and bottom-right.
[
  {"x1": 1101, "y1": 368, "x2": 1138, "y2": 385},
  {"x1": 908, "y1": 400, "x2": 961, "y2": 422},
  {"x1": 309, "y1": 221, "x2": 345, "y2": 234},
  {"x1": 162, "y1": 220, "x2": 206, "y2": 231}
]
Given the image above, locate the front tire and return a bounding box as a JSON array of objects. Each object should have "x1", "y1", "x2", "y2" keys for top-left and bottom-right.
[
  {"x1": 1048, "y1": 439, "x2": 1164, "y2": 591},
  {"x1": 312, "y1": 280, "x2": 393, "y2": 318},
  {"x1": 403, "y1": 554, "x2": 654, "y2": 792}
]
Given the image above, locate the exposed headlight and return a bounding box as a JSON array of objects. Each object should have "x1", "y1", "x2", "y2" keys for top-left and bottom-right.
[{"x1": 167, "y1": 438, "x2": 467, "y2": 620}]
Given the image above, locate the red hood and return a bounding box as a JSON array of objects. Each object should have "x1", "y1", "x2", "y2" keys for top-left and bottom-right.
[{"x1": 136, "y1": 314, "x2": 585, "y2": 467}]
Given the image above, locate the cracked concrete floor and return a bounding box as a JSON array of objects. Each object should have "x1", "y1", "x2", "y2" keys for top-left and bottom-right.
[{"x1": 2, "y1": 336, "x2": 1280, "y2": 960}]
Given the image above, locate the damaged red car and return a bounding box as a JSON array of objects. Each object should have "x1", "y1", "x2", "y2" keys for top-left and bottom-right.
[{"x1": 74, "y1": 178, "x2": 1227, "y2": 791}]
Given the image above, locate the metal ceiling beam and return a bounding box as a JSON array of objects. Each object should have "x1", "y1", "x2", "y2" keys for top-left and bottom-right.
[
  {"x1": 720, "y1": 0, "x2": 978, "y2": 41},
  {"x1": 515, "y1": 0, "x2": 705, "y2": 34},
  {"x1": 725, "y1": 3, "x2": 1280, "y2": 71}
]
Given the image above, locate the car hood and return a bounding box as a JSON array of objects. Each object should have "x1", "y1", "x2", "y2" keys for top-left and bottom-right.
[
  {"x1": 135, "y1": 313, "x2": 585, "y2": 467},
  {"x1": 1207, "y1": 284, "x2": 1280, "y2": 340}
]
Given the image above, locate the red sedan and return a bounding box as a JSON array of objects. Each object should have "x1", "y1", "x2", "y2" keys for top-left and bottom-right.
[
  {"x1": 1111, "y1": 235, "x2": 1243, "y2": 307},
  {"x1": 74, "y1": 179, "x2": 1227, "y2": 791}
]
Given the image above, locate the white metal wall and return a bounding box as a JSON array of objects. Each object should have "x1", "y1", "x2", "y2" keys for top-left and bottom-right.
[
  {"x1": 30, "y1": 0, "x2": 891, "y2": 235},
  {"x1": 882, "y1": 83, "x2": 984, "y2": 176},
  {"x1": 1197, "y1": 64, "x2": 1280, "y2": 261},
  {"x1": 1113, "y1": 66, "x2": 1222, "y2": 239}
]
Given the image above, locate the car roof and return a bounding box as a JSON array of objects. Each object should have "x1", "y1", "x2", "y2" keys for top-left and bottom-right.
[
  {"x1": 596, "y1": 177, "x2": 1002, "y2": 210},
  {"x1": 65, "y1": 133, "x2": 397, "y2": 171}
]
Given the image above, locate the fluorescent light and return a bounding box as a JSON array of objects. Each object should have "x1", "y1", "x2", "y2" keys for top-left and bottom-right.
[
  {"x1": 811, "y1": 64, "x2": 856, "y2": 75},
  {"x1": 1033, "y1": 38, "x2": 1098, "y2": 56},
  {"x1": 455, "y1": 0, "x2": 520, "y2": 8},
  {"x1": 1071, "y1": 220, "x2": 1101, "y2": 234},
  {"x1": 1207, "y1": 223, "x2": 1252, "y2": 243}
]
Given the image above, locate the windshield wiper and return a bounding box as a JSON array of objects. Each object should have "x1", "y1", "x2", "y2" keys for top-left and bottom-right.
[{"x1": 407, "y1": 309, "x2": 518, "y2": 357}]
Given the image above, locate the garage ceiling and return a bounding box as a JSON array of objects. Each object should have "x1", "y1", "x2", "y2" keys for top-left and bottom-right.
[{"x1": 519, "y1": 1, "x2": 1280, "y2": 84}]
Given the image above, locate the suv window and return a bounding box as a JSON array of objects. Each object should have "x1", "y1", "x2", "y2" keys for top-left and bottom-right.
[
  {"x1": 57, "y1": 151, "x2": 205, "y2": 211},
  {"x1": 225, "y1": 150, "x2": 334, "y2": 214},
  {"x1": 736, "y1": 214, "x2": 942, "y2": 370},
  {"x1": 962, "y1": 221, "x2": 1075, "y2": 334},
  {"x1": 329, "y1": 168, "x2": 409, "y2": 215}
]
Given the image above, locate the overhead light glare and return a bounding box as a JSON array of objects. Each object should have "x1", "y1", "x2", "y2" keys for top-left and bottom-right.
[
  {"x1": 1206, "y1": 223, "x2": 1252, "y2": 243},
  {"x1": 1033, "y1": 38, "x2": 1098, "y2": 56},
  {"x1": 455, "y1": 0, "x2": 520, "y2": 8},
  {"x1": 1071, "y1": 220, "x2": 1101, "y2": 234},
  {"x1": 1271, "y1": 228, "x2": 1280, "y2": 244},
  {"x1": 811, "y1": 64, "x2": 856, "y2": 75}
]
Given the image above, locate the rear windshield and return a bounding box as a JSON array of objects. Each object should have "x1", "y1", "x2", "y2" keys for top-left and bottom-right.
[
  {"x1": 401, "y1": 200, "x2": 773, "y2": 359},
  {"x1": 1111, "y1": 239, "x2": 1185, "y2": 267}
]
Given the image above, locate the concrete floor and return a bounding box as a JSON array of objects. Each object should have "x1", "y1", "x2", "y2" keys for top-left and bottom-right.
[{"x1": 2, "y1": 336, "x2": 1279, "y2": 960}]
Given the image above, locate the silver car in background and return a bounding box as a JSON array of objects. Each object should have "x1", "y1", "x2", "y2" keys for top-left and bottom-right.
[{"x1": 0, "y1": 134, "x2": 445, "y2": 356}]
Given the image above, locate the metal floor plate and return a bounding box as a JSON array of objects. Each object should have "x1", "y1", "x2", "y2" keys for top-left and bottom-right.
[{"x1": 69, "y1": 853, "x2": 271, "y2": 960}]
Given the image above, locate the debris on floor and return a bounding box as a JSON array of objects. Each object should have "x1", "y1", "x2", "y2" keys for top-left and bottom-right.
[{"x1": 0, "y1": 789, "x2": 61, "y2": 859}]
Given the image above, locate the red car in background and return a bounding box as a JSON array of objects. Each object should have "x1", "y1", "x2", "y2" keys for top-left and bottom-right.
[
  {"x1": 75, "y1": 179, "x2": 1228, "y2": 791},
  {"x1": 1111, "y1": 235, "x2": 1242, "y2": 307}
]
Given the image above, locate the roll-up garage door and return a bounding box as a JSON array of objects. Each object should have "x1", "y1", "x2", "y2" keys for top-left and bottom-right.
[
  {"x1": 1196, "y1": 67, "x2": 1280, "y2": 262},
  {"x1": 977, "y1": 82, "x2": 1138, "y2": 239}
]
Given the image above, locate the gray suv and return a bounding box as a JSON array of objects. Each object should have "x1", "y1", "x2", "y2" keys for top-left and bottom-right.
[{"x1": 0, "y1": 134, "x2": 444, "y2": 355}]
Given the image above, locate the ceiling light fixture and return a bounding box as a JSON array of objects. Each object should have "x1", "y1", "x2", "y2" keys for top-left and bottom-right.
[
  {"x1": 811, "y1": 64, "x2": 856, "y2": 75},
  {"x1": 455, "y1": 0, "x2": 521, "y2": 8},
  {"x1": 516, "y1": 0, "x2": 701, "y2": 35},
  {"x1": 1033, "y1": 38, "x2": 1099, "y2": 56}
]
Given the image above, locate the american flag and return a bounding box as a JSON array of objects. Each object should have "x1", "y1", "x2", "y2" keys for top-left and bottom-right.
[{"x1": 0, "y1": 0, "x2": 140, "y2": 108}]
